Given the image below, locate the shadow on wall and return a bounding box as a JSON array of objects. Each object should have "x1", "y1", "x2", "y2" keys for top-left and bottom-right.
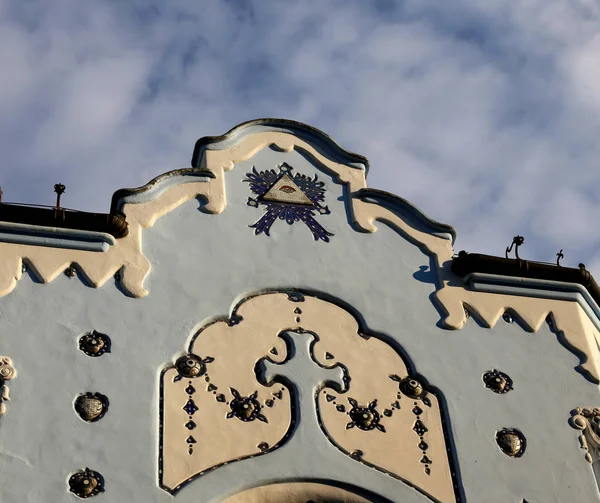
[{"x1": 220, "y1": 480, "x2": 390, "y2": 503}]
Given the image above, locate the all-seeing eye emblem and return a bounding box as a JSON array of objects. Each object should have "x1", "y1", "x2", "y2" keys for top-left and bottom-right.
[{"x1": 244, "y1": 163, "x2": 334, "y2": 242}]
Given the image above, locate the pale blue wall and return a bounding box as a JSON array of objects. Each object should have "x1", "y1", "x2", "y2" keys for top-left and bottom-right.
[{"x1": 0, "y1": 145, "x2": 598, "y2": 502}]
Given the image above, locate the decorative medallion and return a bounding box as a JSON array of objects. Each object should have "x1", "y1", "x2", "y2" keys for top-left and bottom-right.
[
  {"x1": 175, "y1": 354, "x2": 214, "y2": 379},
  {"x1": 0, "y1": 356, "x2": 17, "y2": 417},
  {"x1": 74, "y1": 392, "x2": 109, "y2": 423},
  {"x1": 244, "y1": 163, "x2": 334, "y2": 242},
  {"x1": 483, "y1": 369, "x2": 513, "y2": 394},
  {"x1": 227, "y1": 388, "x2": 268, "y2": 422},
  {"x1": 78, "y1": 331, "x2": 111, "y2": 357},
  {"x1": 346, "y1": 398, "x2": 385, "y2": 432},
  {"x1": 68, "y1": 468, "x2": 104, "y2": 498},
  {"x1": 496, "y1": 428, "x2": 526, "y2": 457}
]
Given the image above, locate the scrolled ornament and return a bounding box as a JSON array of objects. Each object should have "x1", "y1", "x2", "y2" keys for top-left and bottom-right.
[
  {"x1": 0, "y1": 357, "x2": 16, "y2": 381},
  {"x1": 570, "y1": 407, "x2": 600, "y2": 463},
  {"x1": 0, "y1": 356, "x2": 17, "y2": 417}
]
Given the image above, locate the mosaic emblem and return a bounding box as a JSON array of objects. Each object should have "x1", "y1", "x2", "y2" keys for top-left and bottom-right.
[
  {"x1": 68, "y1": 468, "x2": 104, "y2": 498},
  {"x1": 74, "y1": 392, "x2": 109, "y2": 423},
  {"x1": 244, "y1": 163, "x2": 334, "y2": 242}
]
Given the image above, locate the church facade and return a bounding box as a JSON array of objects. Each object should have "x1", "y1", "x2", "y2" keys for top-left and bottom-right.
[{"x1": 0, "y1": 119, "x2": 599, "y2": 502}]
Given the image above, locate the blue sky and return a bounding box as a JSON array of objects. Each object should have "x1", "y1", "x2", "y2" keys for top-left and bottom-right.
[{"x1": 1, "y1": 0, "x2": 600, "y2": 272}]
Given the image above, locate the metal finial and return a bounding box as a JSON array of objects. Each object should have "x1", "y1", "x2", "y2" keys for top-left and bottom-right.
[
  {"x1": 505, "y1": 235, "x2": 524, "y2": 259},
  {"x1": 579, "y1": 263, "x2": 586, "y2": 270},
  {"x1": 0, "y1": 186, "x2": 3, "y2": 203},
  {"x1": 556, "y1": 249, "x2": 564, "y2": 266},
  {"x1": 54, "y1": 183, "x2": 65, "y2": 210}
]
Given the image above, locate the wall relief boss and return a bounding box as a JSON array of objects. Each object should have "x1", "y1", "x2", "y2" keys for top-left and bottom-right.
[
  {"x1": 68, "y1": 468, "x2": 104, "y2": 498},
  {"x1": 159, "y1": 291, "x2": 461, "y2": 503},
  {"x1": 0, "y1": 356, "x2": 17, "y2": 416},
  {"x1": 74, "y1": 393, "x2": 109, "y2": 423}
]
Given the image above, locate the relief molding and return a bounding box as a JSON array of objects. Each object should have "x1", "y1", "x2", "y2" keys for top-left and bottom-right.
[
  {"x1": 0, "y1": 172, "x2": 224, "y2": 298},
  {"x1": 570, "y1": 407, "x2": 600, "y2": 463},
  {"x1": 0, "y1": 356, "x2": 17, "y2": 417}
]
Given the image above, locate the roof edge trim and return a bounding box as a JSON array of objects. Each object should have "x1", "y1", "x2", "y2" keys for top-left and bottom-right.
[
  {"x1": 190, "y1": 118, "x2": 369, "y2": 174},
  {"x1": 110, "y1": 169, "x2": 215, "y2": 213},
  {"x1": 465, "y1": 272, "x2": 600, "y2": 334},
  {"x1": 452, "y1": 251, "x2": 600, "y2": 306},
  {"x1": 355, "y1": 188, "x2": 457, "y2": 243}
]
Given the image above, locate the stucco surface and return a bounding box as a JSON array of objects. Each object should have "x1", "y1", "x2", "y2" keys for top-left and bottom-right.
[{"x1": 0, "y1": 138, "x2": 598, "y2": 502}]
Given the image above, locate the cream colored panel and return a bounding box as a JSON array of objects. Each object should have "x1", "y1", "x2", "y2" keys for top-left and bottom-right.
[
  {"x1": 160, "y1": 309, "x2": 292, "y2": 493},
  {"x1": 159, "y1": 292, "x2": 458, "y2": 502}
]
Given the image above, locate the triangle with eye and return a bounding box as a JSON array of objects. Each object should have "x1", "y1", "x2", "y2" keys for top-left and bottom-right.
[{"x1": 261, "y1": 174, "x2": 313, "y2": 206}]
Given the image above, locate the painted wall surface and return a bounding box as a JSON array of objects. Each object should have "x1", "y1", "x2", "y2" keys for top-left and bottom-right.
[{"x1": 0, "y1": 122, "x2": 599, "y2": 503}]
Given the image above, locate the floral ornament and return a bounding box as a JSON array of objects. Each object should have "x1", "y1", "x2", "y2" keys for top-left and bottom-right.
[
  {"x1": 68, "y1": 468, "x2": 104, "y2": 498},
  {"x1": 227, "y1": 388, "x2": 268, "y2": 423},
  {"x1": 0, "y1": 356, "x2": 17, "y2": 417},
  {"x1": 174, "y1": 354, "x2": 214, "y2": 381},
  {"x1": 346, "y1": 398, "x2": 386, "y2": 432},
  {"x1": 244, "y1": 163, "x2": 334, "y2": 242}
]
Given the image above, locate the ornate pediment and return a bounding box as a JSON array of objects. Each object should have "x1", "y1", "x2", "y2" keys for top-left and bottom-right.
[{"x1": 0, "y1": 119, "x2": 455, "y2": 302}]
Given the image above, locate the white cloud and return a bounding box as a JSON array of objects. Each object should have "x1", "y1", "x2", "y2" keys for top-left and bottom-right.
[{"x1": 1, "y1": 0, "x2": 600, "y2": 273}]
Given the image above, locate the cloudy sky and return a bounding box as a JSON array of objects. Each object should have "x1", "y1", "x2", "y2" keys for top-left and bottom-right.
[{"x1": 1, "y1": 0, "x2": 599, "y2": 272}]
